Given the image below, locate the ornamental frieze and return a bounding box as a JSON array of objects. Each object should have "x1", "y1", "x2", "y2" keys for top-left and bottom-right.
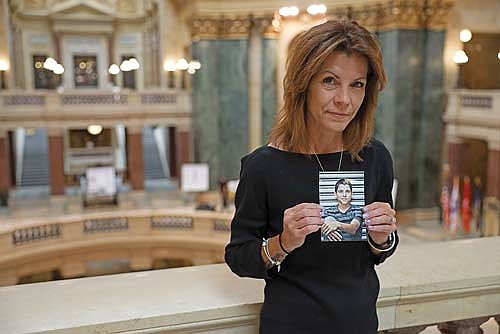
[
  {"x1": 191, "y1": 15, "x2": 277, "y2": 40},
  {"x1": 314, "y1": 0, "x2": 453, "y2": 31},
  {"x1": 191, "y1": 16, "x2": 253, "y2": 40},
  {"x1": 191, "y1": 0, "x2": 454, "y2": 40}
]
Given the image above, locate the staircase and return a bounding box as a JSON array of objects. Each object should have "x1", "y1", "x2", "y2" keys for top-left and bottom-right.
[
  {"x1": 20, "y1": 129, "x2": 50, "y2": 187},
  {"x1": 142, "y1": 126, "x2": 166, "y2": 180}
]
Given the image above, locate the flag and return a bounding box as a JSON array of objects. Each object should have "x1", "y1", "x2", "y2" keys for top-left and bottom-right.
[
  {"x1": 472, "y1": 176, "x2": 483, "y2": 234},
  {"x1": 462, "y1": 176, "x2": 471, "y2": 234},
  {"x1": 440, "y1": 184, "x2": 450, "y2": 230},
  {"x1": 449, "y1": 176, "x2": 460, "y2": 233}
]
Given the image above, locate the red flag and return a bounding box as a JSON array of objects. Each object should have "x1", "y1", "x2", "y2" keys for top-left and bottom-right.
[{"x1": 462, "y1": 176, "x2": 471, "y2": 234}]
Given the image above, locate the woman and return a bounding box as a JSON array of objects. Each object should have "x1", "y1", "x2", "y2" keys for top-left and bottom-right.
[{"x1": 225, "y1": 20, "x2": 398, "y2": 334}]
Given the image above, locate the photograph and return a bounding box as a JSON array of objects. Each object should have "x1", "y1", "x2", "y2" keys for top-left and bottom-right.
[{"x1": 320, "y1": 171, "x2": 366, "y2": 242}]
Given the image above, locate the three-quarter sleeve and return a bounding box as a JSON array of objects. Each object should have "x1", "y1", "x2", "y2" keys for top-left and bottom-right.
[
  {"x1": 372, "y1": 142, "x2": 399, "y2": 265},
  {"x1": 225, "y1": 154, "x2": 272, "y2": 279}
]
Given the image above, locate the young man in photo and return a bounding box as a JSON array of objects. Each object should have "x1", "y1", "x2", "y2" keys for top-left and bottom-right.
[{"x1": 322, "y1": 178, "x2": 363, "y2": 241}]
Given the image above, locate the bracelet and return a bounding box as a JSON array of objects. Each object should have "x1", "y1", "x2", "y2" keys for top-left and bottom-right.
[
  {"x1": 262, "y1": 238, "x2": 281, "y2": 272},
  {"x1": 278, "y1": 233, "x2": 290, "y2": 255},
  {"x1": 367, "y1": 231, "x2": 396, "y2": 253}
]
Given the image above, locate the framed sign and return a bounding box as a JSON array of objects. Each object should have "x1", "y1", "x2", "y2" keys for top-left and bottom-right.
[
  {"x1": 86, "y1": 167, "x2": 116, "y2": 196},
  {"x1": 181, "y1": 164, "x2": 209, "y2": 192}
]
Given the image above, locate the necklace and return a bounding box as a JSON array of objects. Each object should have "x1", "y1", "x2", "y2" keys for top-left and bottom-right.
[{"x1": 313, "y1": 144, "x2": 343, "y2": 172}]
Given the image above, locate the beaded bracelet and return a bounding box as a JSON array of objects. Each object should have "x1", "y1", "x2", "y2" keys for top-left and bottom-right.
[
  {"x1": 262, "y1": 238, "x2": 281, "y2": 272},
  {"x1": 367, "y1": 231, "x2": 396, "y2": 253}
]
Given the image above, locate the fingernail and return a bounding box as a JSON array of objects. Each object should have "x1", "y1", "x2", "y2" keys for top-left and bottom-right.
[
  {"x1": 363, "y1": 213, "x2": 369, "y2": 219},
  {"x1": 366, "y1": 219, "x2": 371, "y2": 225}
]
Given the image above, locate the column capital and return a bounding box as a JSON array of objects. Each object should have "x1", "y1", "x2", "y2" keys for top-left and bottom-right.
[
  {"x1": 488, "y1": 141, "x2": 500, "y2": 151},
  {"x1": 126, "y1": 125, "x2": 144, "y2": 135},
  {"x1": 191, "y1": 15, "x2": 255, "y2": 40},
  {"x1": 47, "y1": 128, "x2": 65, "y2": 137}
]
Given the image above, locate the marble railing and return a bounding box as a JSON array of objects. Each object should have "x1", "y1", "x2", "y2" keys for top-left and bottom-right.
[
  {"x1": 0, "y1": 237, "x2": 499, "y2": 334},
  {"x1": 0, "y1": 208, "x2": 232, "y2": 285},
  {"x1": 0, "y1": 89, "x2": 192, "y2": 128}
]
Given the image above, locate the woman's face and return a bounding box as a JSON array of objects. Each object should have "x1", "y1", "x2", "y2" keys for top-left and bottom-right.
[
  {"x1": 306, "y1": 51, "x2": 368, "y2": 134},
  {"x1": 336, "y1": 184, "x2": 352, "y2": 206}
]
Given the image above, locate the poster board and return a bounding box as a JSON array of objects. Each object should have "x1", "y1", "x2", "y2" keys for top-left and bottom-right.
[
  {"x1": 181, "y1": 163, "x2": 209, "y2": 192},
  {"x1": 84, "y1": 166, "x2": 117, "y2": 206}
]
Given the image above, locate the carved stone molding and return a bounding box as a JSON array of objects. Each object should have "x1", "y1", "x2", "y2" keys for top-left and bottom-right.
[
  {"x1": 191, "y1": 15, "x2": 253, "y2": 40},
  {"x1": 252, "y1": 16, "x2": 278, "y2": 39},
  {"x1": 25, "y1": 0, "x2": 46, "y2": 10},
  {"x1": 191, "y1": 0, "x2": 454, "y2": 39},
  {"x1": 328, "y1": 0, "x2": 454, "y2": 31}
]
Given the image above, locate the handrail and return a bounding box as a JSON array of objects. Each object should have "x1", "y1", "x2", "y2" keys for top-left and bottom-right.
[{"x1": 0, "y1": 237, "x2": 498, "y2": 333}]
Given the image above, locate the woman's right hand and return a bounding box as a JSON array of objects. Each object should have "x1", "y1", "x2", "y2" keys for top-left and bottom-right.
[{"x1": 280, "y1": 203, "x2": 322, "y2": 252}]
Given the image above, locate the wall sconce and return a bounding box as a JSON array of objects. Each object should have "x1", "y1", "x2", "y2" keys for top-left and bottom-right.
[
  {"x1": 108, "y1": 64, "x2": 120, "y2": 75},
  {"x1": 87, "y1": 125, "x2": 103, "y2": 136},
  {"x1": 163, "y1": 58, "x2": 202, "y2": 88},
  {"x1": 453, "y1": 50, "x2": 469, "y2": 64},
  {"x1": 453, "y1": 50, "x2": 468, "y2": 89},
  {"x1": 307, "y1": 4, "x2": 327, "y2": 15},
  {"x1": 0, "y1": 59, "x2": 8, "y2": 89},
  {"x1": 459, "y1": 29, "x2": 472, "y2": 43},
  {"x1": 279, "y1": 6, "x2": 299, "y2": 17},
  {"x1": 120, "y1": 58, "x2": 140, "y2": 72},
  {"x1": 42, "y1": 57, "x2": 64, "y2": 75}
]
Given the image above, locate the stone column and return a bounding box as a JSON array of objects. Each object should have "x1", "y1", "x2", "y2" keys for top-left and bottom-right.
[
  {"x1": 126, "y1": 126, "x2": 144, "y2": 190},
  {"x1": 176, "y1": 128, "x2": 191, "y2": 179},
  {"x1": 483, "y1": 144, "x2": 500, "y2": 236},
  {"x1": 0, "y1": 130, "x2": 12, "y2": 192},
  {"x1": 48, "y1": 128, "x2": 65, "y2": 196},
  {"x1": 0, "y1": 130, "x2": 12, "y2": 206},
  {"x1": 248, "y1": 24, "x2": 263, "y2": 151},
  {"x1": 486, "y1": 147, "x2": 500, "y2": 199},
  {"x1": 261, "y1": 36, "x2": 278, "y2": 144},
  {"x1": 447, "y1": 140, "x2": 465, "y2": 180},
  {"x1": 168, "y1": 126, "x2": 177, "y2": 178},
  {"x1": 191, "y1": 16, "x2": 249, "y2": 187}
]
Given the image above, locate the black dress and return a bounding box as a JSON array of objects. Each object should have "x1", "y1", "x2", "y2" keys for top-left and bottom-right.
[{"x1": 225, "y1": 139, "x2": 399, "y2": 334}]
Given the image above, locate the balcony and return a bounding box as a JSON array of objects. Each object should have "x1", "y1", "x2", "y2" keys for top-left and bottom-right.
[
  {"x1": 0, "y1": 236, "x2": 499, "y2": 333},
  {"x1": 0, "y1": 89, "x2": 192, "y2": 129},
  {"x1": 444, "y1": 89, "x2": 500, "y2": 143},
  {"x1": 0, "y1": 208, "x2": 232, "y2": 285}
]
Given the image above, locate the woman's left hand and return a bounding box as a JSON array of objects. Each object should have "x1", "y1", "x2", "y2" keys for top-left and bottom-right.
[{"x1": 363, "y1": 202, "x2": 397, "y2": 245}]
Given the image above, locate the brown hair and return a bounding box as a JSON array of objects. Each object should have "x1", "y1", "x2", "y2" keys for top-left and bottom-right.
[{"x1": 269, "y1": 20, "x2": 387, "y2": 160}]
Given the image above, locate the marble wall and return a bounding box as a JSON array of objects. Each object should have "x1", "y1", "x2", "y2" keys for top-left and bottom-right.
[
  {"x1": 192, "y1": 40, "x2": 249, "y2": 187},
  {"x1": 377, "y1": 29, "x2": 445, "y2": 209},
  {"x1": 192, "y1": 27, "x2": 445, "y2": 209}
]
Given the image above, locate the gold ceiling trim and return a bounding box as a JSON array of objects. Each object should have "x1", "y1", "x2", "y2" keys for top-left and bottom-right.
[
  {"x1": 191, "y1": 16, "x2": 252, "y2": 40},
  {"x1": 191, "y1": 0, "x2": 454, "y2": 40}
]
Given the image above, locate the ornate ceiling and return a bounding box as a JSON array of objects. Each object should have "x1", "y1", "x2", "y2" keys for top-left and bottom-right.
[{"x1": 8, "y1": 0, "x2": 151, "y2": 18}]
